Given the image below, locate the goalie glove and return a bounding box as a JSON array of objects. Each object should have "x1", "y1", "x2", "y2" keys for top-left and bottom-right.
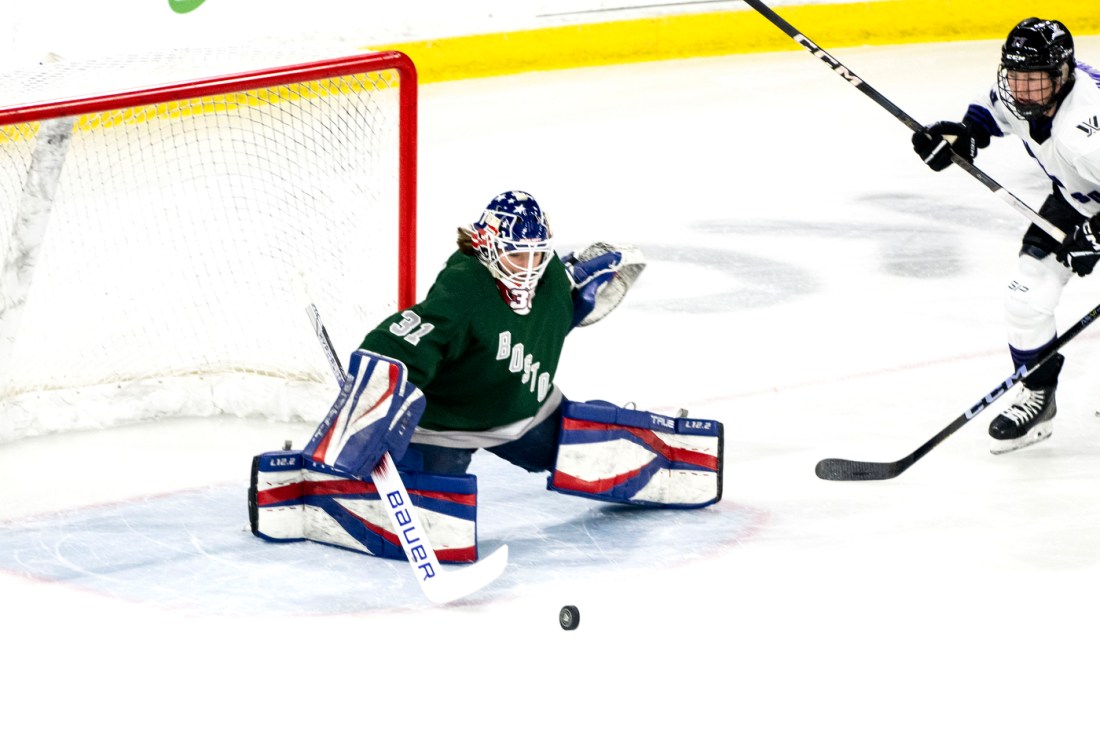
[
  {"x1": 305, "y1": 350, "x2": 426, "y2": 478},
  {"x1": 562, "y1": 242, "x2": 645, "y2": 327},
  {"x1": 1056, "y1": 215, "x2": 1100, "y2": 277},
  {"x1": 911, "y1": 120, "x2": 977, "y2": 172}
]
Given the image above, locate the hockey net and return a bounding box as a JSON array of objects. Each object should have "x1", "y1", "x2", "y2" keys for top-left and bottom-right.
[{"x1": 0, "y1": 47, "x2": 417, "y2": 443}]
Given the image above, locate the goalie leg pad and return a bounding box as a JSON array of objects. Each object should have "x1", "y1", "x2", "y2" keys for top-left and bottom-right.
[
  {"x1": 547, "y1": 400, "x2": 723, "y2": 508},
  {"x1": 304, "y1": 349, "x2": 426, "y2": 478},
  {"x1": 251, "y1": 450, "x2": 478, "y2": 563}
]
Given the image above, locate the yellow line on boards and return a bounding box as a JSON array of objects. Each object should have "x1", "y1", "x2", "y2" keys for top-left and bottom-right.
[{"x1": 375, "y1": 1, "x2": 1100, "y2": 83}]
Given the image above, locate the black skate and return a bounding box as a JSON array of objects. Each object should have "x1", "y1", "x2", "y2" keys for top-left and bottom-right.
[{"x1": 988, "y1": 386, "x2": 1056, "y2": 454}]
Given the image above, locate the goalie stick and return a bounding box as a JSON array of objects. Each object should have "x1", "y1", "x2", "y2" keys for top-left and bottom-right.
[
  {"x1": 742, "y1": 0, "x2": 1068, "y2": 242},
  {"x1": 305, "y1": 303, "x2": 509, "y2": 602},
  {"x1": 815, "y1": 298, "x2": 1100, "y2": 481}
]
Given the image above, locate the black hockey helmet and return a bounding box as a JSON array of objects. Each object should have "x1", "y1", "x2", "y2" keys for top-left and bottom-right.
[{"x1": 997, "y1": 18, "x2": 1075, "y2": 119}]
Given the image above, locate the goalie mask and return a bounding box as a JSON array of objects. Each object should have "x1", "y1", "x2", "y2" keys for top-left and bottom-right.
[
  {"x1": 996, "y1": 18, "x2": 1075, "y2": 120},
  {"x1": 469, "y1": 191, "x2": 553, "y2": 315}
]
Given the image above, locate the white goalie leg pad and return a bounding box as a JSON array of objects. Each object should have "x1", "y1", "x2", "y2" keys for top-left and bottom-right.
[
  {"x1": 305, "y1": 349, "x2": 426, "y2": 478},
  {"x1": 548, "y1": 400, "x2": 723, "y2": 508},
  {"x1": 250, "y1": 450, "x2": 479, "y2": 563},
  {"x1": 249, "y1": 450, "x2": 309, "y2": 541}
]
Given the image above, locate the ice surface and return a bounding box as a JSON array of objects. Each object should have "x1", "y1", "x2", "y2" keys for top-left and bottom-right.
[{"x1": 4, "y1": 38, "x2": 1100, "y2": 730}]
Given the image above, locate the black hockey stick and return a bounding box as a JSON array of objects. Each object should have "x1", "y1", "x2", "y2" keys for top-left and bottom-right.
[
  {"x1": 742, "y1": 0, "x2": 1067, "y2": 242},
  {"x1": 815, "y1": 299, "x2": 1100, "y2": 480}
]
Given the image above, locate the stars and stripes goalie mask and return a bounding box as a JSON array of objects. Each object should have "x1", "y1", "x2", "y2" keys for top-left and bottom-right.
[{"x1": 465, "y1": 190, "x2": 553, "y2": 314}]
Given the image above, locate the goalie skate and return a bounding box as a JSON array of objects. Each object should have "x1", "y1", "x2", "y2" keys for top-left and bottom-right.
[{"x1": 988, "y1": 386, "x2": 1056, "y2": 455}]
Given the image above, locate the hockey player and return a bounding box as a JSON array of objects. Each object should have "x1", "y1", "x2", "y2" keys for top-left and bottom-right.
[
  {"x1": 912, "y1": 18, "x2": 1100, "y2": 454},
  {"x1": 357, "y1": 190, "x2": 632, "y2": 475},
  {"x1": 250, "y1": 191, "x2": 722, "y2": 565}
]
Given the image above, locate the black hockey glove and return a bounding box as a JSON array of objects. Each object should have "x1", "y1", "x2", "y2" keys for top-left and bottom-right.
[
  {"x1": 1056, "y1": 215, "x2": 1100, "y2": 277},
  {"x1": 911, "y1": 121, "x2": 977, "y2": 172}
]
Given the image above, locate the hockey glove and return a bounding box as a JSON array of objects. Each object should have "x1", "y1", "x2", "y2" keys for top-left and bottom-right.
[
  {"x1": 1056, "y1": 215, "x2": 1100, "y2": 277},
  {"x1": 562, "y1": 243, "x2": 645, "y2": 328},
  {"x1": 564, "y1": 247, "x2": 620, "y2": 327},
  {"x1": 304, "y1": 350, "x2": 426, "y2": 478},
  {"x1": 911, "y1": 121, "x2": 977, "y2": 172}
]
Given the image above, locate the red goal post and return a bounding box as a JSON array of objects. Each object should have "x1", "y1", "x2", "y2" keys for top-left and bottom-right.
[{"x1": 0, "y1": 49, "x2": 418, "y2": 442}]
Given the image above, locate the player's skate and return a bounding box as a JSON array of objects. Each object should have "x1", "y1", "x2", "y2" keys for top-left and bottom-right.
[{"x1": 988, "y1": 386, "x2": 1056, "y2": 454}]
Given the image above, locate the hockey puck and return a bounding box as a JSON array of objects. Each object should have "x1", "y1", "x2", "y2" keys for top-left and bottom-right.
[{"x1": 559, "y1": 605, "x2": 580, "y2": 631}]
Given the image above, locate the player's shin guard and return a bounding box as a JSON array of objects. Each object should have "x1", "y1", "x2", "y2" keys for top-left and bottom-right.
[
  {"x1": 249, "y1": 450, "x2": 478, "y2": 563},
  {"x1": 548, "y1": 400, "x2": 723, "y2": 508}
]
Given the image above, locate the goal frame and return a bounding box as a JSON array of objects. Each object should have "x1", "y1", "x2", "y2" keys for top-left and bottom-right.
[
  {"x1": 0, "y1": 49, "x2": 419, "y2": 310},
  {"x1": 0, "y1": 49, "x2": 420, "y2": 442}
]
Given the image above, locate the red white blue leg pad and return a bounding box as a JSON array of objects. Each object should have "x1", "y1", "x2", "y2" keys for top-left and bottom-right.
[
  {"x1": 548, "y1": 400, "x2": 722, "y2": 508},
  {"x1": 250, "y1": 450, "x2": 478, "y2": 564}
]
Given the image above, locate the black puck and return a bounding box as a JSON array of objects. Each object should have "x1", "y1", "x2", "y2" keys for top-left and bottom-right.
[{"x1": 559, "y1": 605, "x2": 580, "y2": 630}]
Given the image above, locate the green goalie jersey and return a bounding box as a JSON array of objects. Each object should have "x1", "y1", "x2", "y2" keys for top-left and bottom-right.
[{"x1": 361, "y1": 249, "x2": 574, "y2": 432}]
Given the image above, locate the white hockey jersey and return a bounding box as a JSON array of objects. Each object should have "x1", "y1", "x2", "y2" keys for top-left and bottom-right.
[{"x1": 965, "y1": 63, "x2": 1100, "y2": 219}]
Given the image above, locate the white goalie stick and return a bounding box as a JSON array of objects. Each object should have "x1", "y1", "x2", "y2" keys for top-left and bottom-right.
[
  {"x1": 305, "y1": 303, "x2": 509, "y2": 602},
  {"x1": 743, "y1": 0, "x2": 1068, "y2": 242}
]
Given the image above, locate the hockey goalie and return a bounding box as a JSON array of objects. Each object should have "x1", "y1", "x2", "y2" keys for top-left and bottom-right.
[{"x1": 249, "y1": 190, "x2": 723, "y2": 563}]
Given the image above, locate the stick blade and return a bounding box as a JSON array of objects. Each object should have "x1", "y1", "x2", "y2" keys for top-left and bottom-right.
[
  {"x1": 371, "y1": 452, "x2": 509, "y2": 604},
  {"x1": 421, "y1": 544, "x2": 509, "y2": 604},
  {"x1": 815, "y1": 457, "x2": 911, "y2": 481}
]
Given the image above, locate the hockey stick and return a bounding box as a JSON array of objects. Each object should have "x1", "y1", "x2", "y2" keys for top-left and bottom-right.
[
  {"x1": 305, "y1": 303, "x2": 509, "y2": 602},
  {"x1": 815, "y1": 298, "x2": 1100, "y2": 480},
  {"x1": 742, "y1": 0, "x2": 1068, "y2": 242}
]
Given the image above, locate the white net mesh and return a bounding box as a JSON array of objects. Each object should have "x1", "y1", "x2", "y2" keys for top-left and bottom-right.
[{"x1": 0, "y1": 48, "x2": 414, "y2": 442}]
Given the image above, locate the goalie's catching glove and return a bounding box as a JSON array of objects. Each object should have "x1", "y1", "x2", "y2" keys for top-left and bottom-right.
[
  {"x1": 562, "y1": 242, "x2": 645, "y2": 328},
  {"x1": 911, "y1": 120, "x2": 977, "y2": 172},
  {"x1": 1056, "y1": 215, "x2": 1100, "y2": 277}
]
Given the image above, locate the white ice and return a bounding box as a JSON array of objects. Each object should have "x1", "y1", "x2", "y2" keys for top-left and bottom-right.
[{"x1": 4, "y1": 38, "x2": 1100, "y2": 730}]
